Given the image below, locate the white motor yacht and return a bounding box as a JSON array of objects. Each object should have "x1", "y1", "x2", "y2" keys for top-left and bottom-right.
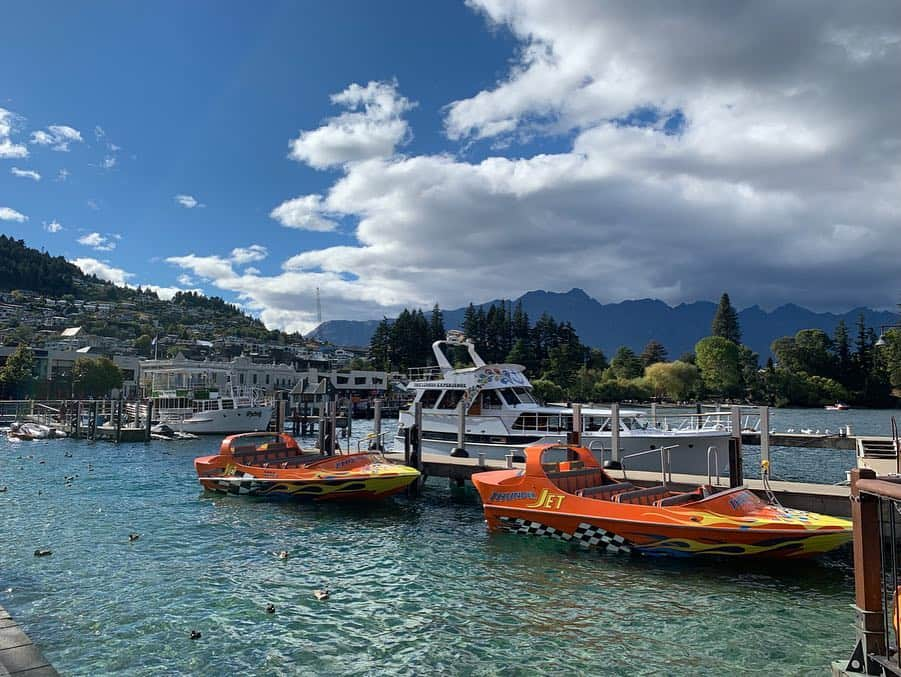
[{"x1": 393, "y1": 332, "x2": 732, "y2": 475}]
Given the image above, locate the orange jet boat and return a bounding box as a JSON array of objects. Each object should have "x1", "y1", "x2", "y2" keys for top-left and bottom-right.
[
  {"x1": 195, "y1": 432, "x2": 420, "y2": 502},
  {"x1": 471, "y1": 443, "x2": 851, "y2": 559}
]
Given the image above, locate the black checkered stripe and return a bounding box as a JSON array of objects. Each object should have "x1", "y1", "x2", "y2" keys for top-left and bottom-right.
[{"x1": 498, "y1": 517, "x2": 631, "y2": 554}]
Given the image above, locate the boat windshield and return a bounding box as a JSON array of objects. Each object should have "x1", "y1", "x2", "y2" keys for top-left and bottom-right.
[
  {"x1": 623, "y1": 417, "x2": 649, "y2": 431},
  {"x1": 512, "y1": 387, "x2": 535, "y2": 404},
  {"x1": 436, "y1": 390, "x2": 463, "y2": 409}
]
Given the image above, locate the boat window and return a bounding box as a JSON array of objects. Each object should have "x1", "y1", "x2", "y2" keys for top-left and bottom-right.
[
  {"x1": 512, "y1": 387, "x2": 535, "y2": 404},
  {"x1": 221, "y1": 399, "x2": 234, "y2": 409},
  {"x1": 418, "y1": 389, "x2": 443, "y2": 408},
  {"x1": 500, "y1": 388, "x2": 520, "y2": 405},
  {"x1": 481, "y1": 390, "x2": 503, "y2": 409},
  {"x1": 436, "y1": 390, "x2": 463, "y2": 410}
]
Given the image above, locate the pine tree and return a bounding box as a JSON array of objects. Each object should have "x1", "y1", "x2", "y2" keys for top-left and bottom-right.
[
  {"x1": 429, "y1": 304, "x2": 445, "y2": 342},
  {"x1": 711, "y1": 292, "x2": 741, "y2": 344},
  {"x1": 833, "y1": 319, "x2": 851, "y2": 384},
  {"x1": 640, "y1": 340, "x2": 668, "y2": 367}
]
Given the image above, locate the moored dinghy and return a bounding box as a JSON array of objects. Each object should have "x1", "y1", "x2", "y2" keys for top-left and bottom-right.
[
  {"x1": 471, "y1": 443, "x2": 851, "y2": 559},
  {"x1": 195, "y1": 432, "x2": 420, "y2": 501}
]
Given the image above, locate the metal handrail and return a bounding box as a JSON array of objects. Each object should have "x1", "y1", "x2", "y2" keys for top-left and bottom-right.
[
  {"x1": 707, "y1": 446, "x2": 720, "y2": 486},
  {"x1": 621, "y1": 444, "x2": 680, "y2": 488},
  {"x1": 356, "y1": 430, "x2": 392, "y2": 454}
]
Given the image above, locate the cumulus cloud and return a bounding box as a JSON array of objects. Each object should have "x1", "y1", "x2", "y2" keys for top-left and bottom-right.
[
  {"x1": 0, "y1": 207, "x2": 28, "y2": 222},
  {"x1": 30, "y1": 124, "x2": 83, "y2": 151},
  {"x1": 165, "y1": 3, "x2": 901, "y2": 332},
  {"x1": 44, "y1": 220, "x2": 63, "y2": 233},
  {"x1": 77, "y1": 232, "x2": 116, "y2": 251},
  {"x1": 175, "y1": 194, "x2": 203, "y2": 209},
  {"x1": 177, "y1": 274, "x2": 194, "y2": 286},
  {"x1": 230, "y1": 245, "x2": 268, "y2": 264},
  {"x1": 0, "y1": 107, "x2": 28, "y2": 159},
  {"x1": 10, "y1": 167, "x2": 40, "y2": 181},
  {"x1": 71, "y1": 258, "x2": 133, "y2": 286},
  {"x1": 57, "y1": 168, "x2": 69, "y2": 181},
  {"x1": 288, "y1": 80, "x2": 414, "y2": 169},
  {"x1": 269, "y1": 194, "x2": 338, "y2": 231}
]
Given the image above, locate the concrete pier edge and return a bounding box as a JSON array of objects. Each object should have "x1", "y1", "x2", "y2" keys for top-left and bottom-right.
[{"x1": 0, "y1": 604, "x2": 58, "y2": 676}]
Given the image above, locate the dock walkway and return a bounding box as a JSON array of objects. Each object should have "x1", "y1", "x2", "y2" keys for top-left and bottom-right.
[
  {"x1": 0, "y1": 605, "x2": 57, "y2": 676},
  {"x1": 385, "y1": 451, "x2": 852, "y2": 517}
]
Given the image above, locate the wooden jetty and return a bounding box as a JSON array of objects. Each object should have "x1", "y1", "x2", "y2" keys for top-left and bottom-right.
[{"x1": 0, "y1": 604, "x2": 58, "y2": 676}]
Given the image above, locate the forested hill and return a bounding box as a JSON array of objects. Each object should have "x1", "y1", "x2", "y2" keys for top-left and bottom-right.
[
  {"x1": 311, "y1": 288, "x2": 899, "y2": 358},
  {"x1": 0, "y1": 234, "x2": 83, "y2": 296},
  {"x1": 0, "y1": 235, "x2": 287, "y2": 343}
]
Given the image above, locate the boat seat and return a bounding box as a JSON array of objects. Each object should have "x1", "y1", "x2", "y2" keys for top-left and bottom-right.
[
  {"x1": 614, "y1": 486, "x2": 670, "y2": 506},
  {"x1": 578, "y1": 482, "x2": 635, "y2": 499},
  {"x1": 546, "y1": 468, "x2": 606, "y2": 493},
  {"x1": 656, "y1": 492, "x2": 700, "y2": 508}
]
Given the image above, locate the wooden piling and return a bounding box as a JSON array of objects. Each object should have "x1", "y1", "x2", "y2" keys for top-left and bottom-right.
[
  {"x1": 114, "y1": 395, "x2": 122, "y2": 444},
  {"x1": 89, "y1": 401, "x2": 97, "y2": 440},
  {"x1": 759, "y1": 405, "x2": 770, "y2": 468},
  {"x1": 370, "y1": 399, "x2": 382, "y2": 450},
  {"x1": 610, "y1": 403, "x2": 620, "y2": 462},
  {"x1": 729, "y1": 405, "x2": 743, "y2": 488},
  {"x1": 329, "y1": 400, "x2": 338, "y2": 455},
  {"x1": 450, "y1": 399, "x2": 467, "y2": 457},
  {"x1": 74, "y1": 400, "x2": 82, "y2": 439},
  {"x1": 850, "y1": 467, "x2": 886, "y2": 662},
  {"x1": 144, "y1": 398, "x2": 153, "y2": 442},
  {"x1": 569, "y1": 403, "x2": 582, "y2": 447}
]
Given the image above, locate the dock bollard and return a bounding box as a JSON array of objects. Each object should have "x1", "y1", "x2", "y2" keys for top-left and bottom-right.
[
  {"x1": 505, "y1": 453, "x2": 513, "y2": 469},
  {"x1": 478, "y1": 452, "x2": 485, "y2": 467}
]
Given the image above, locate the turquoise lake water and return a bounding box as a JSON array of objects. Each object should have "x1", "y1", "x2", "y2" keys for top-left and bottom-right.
[{"x1": 3, "y1": 407, "x2": 898, "y2": 675}]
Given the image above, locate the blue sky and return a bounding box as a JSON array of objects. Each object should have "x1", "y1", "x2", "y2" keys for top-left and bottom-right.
[{"x1": 2, "y1": 2, "x2": 900, "y2": 332}]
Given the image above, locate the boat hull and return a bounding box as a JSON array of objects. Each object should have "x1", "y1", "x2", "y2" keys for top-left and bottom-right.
[
  {"x1": 199, "y1": 472, "x2": 417, "y2": 501},
  {"x1": 482, "y1": 505, "x2": 851, "y2": 559},
  {"x1": 164, "y1": 406, "x2": 273, "y2": 435}
]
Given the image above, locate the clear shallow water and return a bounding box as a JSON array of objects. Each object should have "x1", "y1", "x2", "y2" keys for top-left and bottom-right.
[{"x1": 0, "y1": 410, "x2": 882, "y2": 675}]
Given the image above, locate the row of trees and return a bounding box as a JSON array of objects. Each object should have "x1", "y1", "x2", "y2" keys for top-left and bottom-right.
[
  {"x1": 369, "y1": 293, "x2": 900, "y2": 408},
  {"x1": 0, "y1": 346, "x2": 123, "y2": 399}
]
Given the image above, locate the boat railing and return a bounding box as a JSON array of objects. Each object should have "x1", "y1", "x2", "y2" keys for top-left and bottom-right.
[
  {"x1": 356, "y1": 430, "x2": 393, "y2": 454},
  {"x1": 655, "y1": 411, "x2": 760, "y2": 434},
  {"x1": 620, "y1": 444, "x2": 680, "y2": 487},
  {"x1": 407, "y1": 366, "x2": 442, "y2": 382},
  {"x1": 707, "y1": 446, "x2": 721, "y2": 486}
]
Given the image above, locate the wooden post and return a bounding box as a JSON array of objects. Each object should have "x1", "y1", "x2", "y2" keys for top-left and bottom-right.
[
  {"x1": 370, "y1": 398, "x2": 382, "y2": 450},
  {"x1": 849, "y1": 468, "x2": 886, "y2": 665},
  {"x1": 450, "y1": 398, "x2": 467, "y2": 457},
  {"x1": 74, "y1": 401, "x2": 82, "y2": 439},
  {"x1": 89, "y1": 401, "x2": 97, "y2": 440},
  {"x1": 759, "y1": 405, "x2": 770, "y2": 469},
  {"x1": 345, "y1": 402, "x2": 352, "y2": 439},
  {"x1": 328, "y1": 399, "x2": 337, "y2": 455},
  {"x1": 409, "y1": 402, "x2": 423, "y2": 497},
  {"x1": 651, "y1": 401, "x2": 657, "y2": 427},
  {"x1": 277, "y1": 397, "x2": 286, "y2": 433},
  {"x1": 569, "y1": 403, "x2": 582, "y2": 446},
  {"x1": 144, "y1": 399, "x2": 153, "y2": 442},
  {"x1": 114, "y1": 395, "x2": 122, "y2": 444},
  {"x1": 610, "y1": 403, "x2": 620, "y2": 462},
  {"x1": 729, "y1": 405, "x2": 743, "y2": 487}
]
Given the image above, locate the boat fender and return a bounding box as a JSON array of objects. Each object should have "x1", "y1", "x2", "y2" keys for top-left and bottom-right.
[
  {"x1": 450, "y1": 448, "x2": 469, "y2": 458},
  {"x1": 603, "y1": 460, "x2": 623, "y2": 470}
]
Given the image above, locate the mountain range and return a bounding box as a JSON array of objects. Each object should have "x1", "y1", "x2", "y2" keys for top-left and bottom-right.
[{"x1": 310, "y1": 288, "x2": 900, "y2": 359}]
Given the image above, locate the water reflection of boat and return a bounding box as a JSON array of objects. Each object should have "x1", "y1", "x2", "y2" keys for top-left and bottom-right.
[
  {"x1": 394, "y1": 332, "x2": 731, "y2": 474},
  {"x1": 471, "y1": 443, "x2": 852, "y2": 559},
  {"x1": 195, "y1": 432, "x2": 420, "y2": 501}
]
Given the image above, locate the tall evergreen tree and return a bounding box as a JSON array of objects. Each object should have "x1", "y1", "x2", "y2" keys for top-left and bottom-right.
[
  {"x1": 833, "y1": 320, "x2": 852, "y2": 384},
  {"x1": 711, "y1": 292, "x2": 741, "y2": 344},
  {"x1": 640, "y1": 340, "x2": 668, "y2": 367},
  {"x1": 429, "y1": 304, "x2": 445, "y2": 342}
]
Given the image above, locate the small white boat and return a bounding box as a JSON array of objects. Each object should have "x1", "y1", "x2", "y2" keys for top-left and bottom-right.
[{"x1": 825, "y1": 403, "x2": 850, "y2": 411}]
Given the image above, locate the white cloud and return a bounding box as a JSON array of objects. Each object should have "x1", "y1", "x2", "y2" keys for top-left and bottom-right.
[
  {"x1": 0, "y1": 207, "x2": 28, "y2": 222},
  {"x1": 71, "y1": 258, "x2": 133, "y2": 286},
  {"x1": 177, "y1": 274, "x2": 195, "y2": 286},
  {"x1": 0, "y1": 107, "x2": 28, "y2": 159},
  {"x1": 243, "y1": 266, "x2": 260, "y2": 276},
  {"x1": 77, "y1": 232, "x2": 116, "y2": 251},
  {"x1": 102, "y1": 155, "x2": 116, "y2": 169},
  {"x1": 175, "y1": 194, "x2": 202, "y2": 209},
  {"x1": 230, "y1": 245, "x2": 268, "y2": 264},
  {"x1": 164, "y1": 4, "x2": 901, "y2": 332},
  {"x1": 144, "y1": 285, "x2": 200, "y2": 301},
  {"x1": 10, "y1": 167, "x2": 40, "y2": 181},
  {"x1": 269, "y1": 194, "x2": 338, "y2": 231},
  {"x1": 57, "y1": 168, "x2": 69, "y2": 181},
  {"x1": 30, "y1": 124, "x2": 83, "y2": 151},
  {"x1": 44, "y1": 220, "x2": 63, "y2": 233},
  {"x1": 94, "y1": 125, "x2": 105, "y2": 139},
  {"x1": 288, "y1": 80, "x2": 414, "y2": 169}
]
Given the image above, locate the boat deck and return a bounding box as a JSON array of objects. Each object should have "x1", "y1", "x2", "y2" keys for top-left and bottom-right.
[{"x1": 383, "y1": 451, "x2": 851, "y2": 517}]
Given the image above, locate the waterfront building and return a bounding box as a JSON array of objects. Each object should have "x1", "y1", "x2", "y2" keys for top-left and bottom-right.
[
  {"x1": 139, "y1": 354, "x2": 299, "y2": 395},
  {"x1": 0, "y1": 346, "x2": 142, "y2": 398}
]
